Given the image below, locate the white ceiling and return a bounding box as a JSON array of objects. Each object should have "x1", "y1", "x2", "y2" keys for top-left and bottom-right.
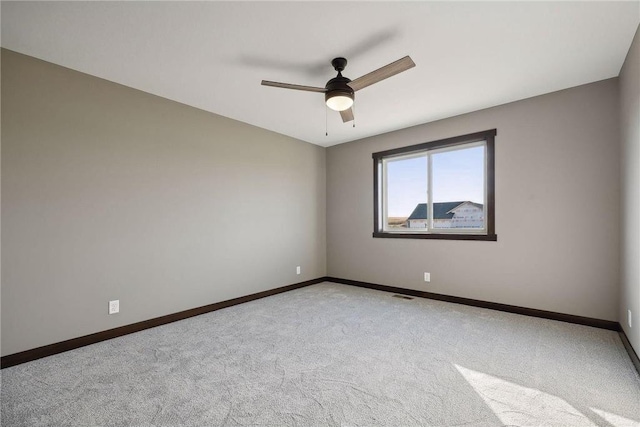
[{"x1": 2, "y1": 1, "x2": 639, "y2": 147}]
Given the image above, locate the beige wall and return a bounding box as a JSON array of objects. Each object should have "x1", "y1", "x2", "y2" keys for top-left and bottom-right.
[
  {"x1": 327, "y1": 78, "x2": 620, "y2": 321},
  {"x1": 1, "y1": 49, "x2": 326, "y2": 356},
  {"x1": 1, "y1": 41, "x2": 634, "y2": 358},
  {"x1": 620, "y1": 25, "x2": 640, "y2": 355}
]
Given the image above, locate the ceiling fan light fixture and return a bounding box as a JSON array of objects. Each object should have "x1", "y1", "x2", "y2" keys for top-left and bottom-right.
[{"x1": 325, "y1": 91, "x2": 354, "y2": 111}]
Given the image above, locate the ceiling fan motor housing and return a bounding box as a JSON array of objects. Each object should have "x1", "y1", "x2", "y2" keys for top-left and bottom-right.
[
  {"x1": 325, "y1": 57, "x2": 354, "y2": 109},
  {"x1": 325, "y1": 75, "x2": 354, "y2": 108},
  {"x1": 325, "y1": 78, "x2": 354, "y2": 111}
]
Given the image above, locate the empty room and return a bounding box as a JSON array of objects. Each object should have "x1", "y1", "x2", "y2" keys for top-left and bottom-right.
[{"x1": 1, "y1": 1, "x2": 639, "y2": 426}]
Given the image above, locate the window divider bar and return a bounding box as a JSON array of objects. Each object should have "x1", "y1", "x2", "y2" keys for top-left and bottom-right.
[{"x1": 427, "y1": 152, "x2": 433, "y2": 232}]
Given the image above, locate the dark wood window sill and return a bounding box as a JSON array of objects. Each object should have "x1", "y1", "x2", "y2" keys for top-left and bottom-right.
[{"x1": 373, "y1": 232, "x2": 498, "y2": 241}]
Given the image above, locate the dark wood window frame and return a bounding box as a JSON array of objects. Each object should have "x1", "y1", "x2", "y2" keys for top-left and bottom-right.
[{"x1": 372, "y1": 129, "x2": 497, "y2": 241}]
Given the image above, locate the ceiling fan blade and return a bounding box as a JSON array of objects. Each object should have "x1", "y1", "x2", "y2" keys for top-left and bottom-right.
[
  {"x1": 261, "y1": 80, "x2": 326, "y2": 93},
  {"x1": 340, "y1": 108, "x2": 354, "y2": 123},
  {"x1": 347, "y1": 56, "x2": 415, "y2": 92}
]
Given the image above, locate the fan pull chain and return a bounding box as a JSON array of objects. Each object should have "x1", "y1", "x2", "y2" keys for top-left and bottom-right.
[
  {"x1": 325, "y1": 104, "x2": 328, "y2": 136},
  {"x1": 353, "y1": 103, "x2": 356, "y2": 128}
]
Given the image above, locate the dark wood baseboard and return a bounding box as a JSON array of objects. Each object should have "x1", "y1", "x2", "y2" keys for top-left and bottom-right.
[
  {"x1": 619, "y1": 329, "x2": 640, "y2": 375},
  {"x1": 5, "y1": 276, "x2": 637, "y2": 376},
  {"x1": 1, "y1": 277, "x2": 326, "y2": 369},
  {"x1": 325, "y1": 277, "x2": 621, "y2": 331},
  {"x1": 327, "y1": 277, "x2": 640, "y2": 373}
]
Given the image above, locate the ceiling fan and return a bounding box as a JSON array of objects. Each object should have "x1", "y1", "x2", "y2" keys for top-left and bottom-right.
[{"x1": 261, "y1": 56, "x2": 415, "y2": 123}]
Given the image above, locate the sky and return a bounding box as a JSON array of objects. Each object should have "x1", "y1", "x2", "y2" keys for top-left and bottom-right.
[{"x1": 386, "y1": 145, "x2": 484, "y2": 217}]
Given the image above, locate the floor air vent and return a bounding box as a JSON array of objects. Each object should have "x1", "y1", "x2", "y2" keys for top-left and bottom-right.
[{"x1": 392, "y1": 294, "x2": 414, "y2": 300}]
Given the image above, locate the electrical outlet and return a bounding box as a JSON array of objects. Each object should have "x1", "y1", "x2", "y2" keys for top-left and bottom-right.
[
  {"x1": 629, "y1": 310, "x2": 633, "y2": 328},
  {"x1": 109, "y1": 300, "x2": 119, "y2": 315},
  {"x1": 296, "y1": 266, "x2": 301, "y2": 275},
  {"x1": 424, "y1": 272, "x2": 431, "y2": 282}
]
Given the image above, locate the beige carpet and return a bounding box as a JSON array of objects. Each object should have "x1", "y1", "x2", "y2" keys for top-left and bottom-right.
[{"x1": 2, "y1": 282, "x2": 639, "y2": 426}]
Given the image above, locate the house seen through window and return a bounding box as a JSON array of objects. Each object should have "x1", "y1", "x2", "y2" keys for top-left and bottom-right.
[{"x1": 373, "y1": 129, "x2": 496, "y2": 241}]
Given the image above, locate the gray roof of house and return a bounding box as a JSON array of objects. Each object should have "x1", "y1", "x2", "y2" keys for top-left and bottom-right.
[{"x1": 407, "y1": 201, "x2": 482, "y2": 220}]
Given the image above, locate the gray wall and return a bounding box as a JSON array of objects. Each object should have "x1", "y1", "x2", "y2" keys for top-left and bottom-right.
[
  {"x1": 1, "y1": 49, "x2": 326, "y2": 356},
  {"x1": 620, "y1": 25, "x2": 640, "y2": 355},
  {"x1": 327, "y1": 78, "x2": 620, "y2": 322}
]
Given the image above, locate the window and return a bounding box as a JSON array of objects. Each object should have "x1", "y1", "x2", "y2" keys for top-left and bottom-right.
[{"x1": 373, "y1": 129, "x2": 496, "y2": 241}]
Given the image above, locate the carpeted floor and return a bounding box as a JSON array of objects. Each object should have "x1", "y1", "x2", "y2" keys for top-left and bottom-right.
[{"x1": 2, "y1": 282, "x2": 639, "y2": 426}]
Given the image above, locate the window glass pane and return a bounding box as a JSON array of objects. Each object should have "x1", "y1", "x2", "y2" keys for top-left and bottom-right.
[
  {"x1": 373, "y1": 129, "x2": 496, "y2": 240},
  {"x1": 431, "y1": 145, "x2": 485, "y2": 229},
  {"x1": 386, "y1": 156, "x2": 427, "y2": 230}
]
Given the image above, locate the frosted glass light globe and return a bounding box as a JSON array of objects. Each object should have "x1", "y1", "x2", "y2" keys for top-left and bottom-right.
[{"x1": 326, "y1": 94, "x2": 354, "y2": 111}]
